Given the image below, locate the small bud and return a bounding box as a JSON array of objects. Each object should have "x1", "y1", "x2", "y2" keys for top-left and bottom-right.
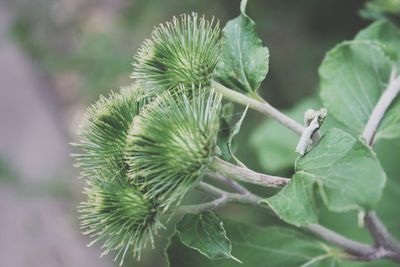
[
  {"x1": 73, "y1": 85, "x2": 148, "y2": 177},
  {"x1": 79, "y1": 170, "x2": 162, "y2": 265},
  {"x1": 131, "y1": 13, "x2": 222, "y2": 95},
  {"x1": 125, "y1": 87, "x2": 222, "y2": 208}
]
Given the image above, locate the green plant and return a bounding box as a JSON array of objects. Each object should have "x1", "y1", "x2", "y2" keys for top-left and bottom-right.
[{"x1": 73, "y1": 1, "x2": 400, "y2": 266}]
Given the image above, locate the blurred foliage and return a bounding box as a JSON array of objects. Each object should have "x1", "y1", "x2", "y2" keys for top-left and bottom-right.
[
  {"x1": 360, "y1": 0, "x2": 400, "y2": 23},
  {"x1": 9, "y1": 0, "x2": 368, "y2": 103},
  {"x1": 0, "y1": 157, "x2": 18, "y2": 183}
]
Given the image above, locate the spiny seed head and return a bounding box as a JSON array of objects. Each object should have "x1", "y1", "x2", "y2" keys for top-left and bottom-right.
[
  {"x1": 132, "y1": 13, "x2": 222, "y2": 95},
  {"x1": 79, "y1": 170, "x2": 162, "y2": 265},
  {"x1": 125, "y1": 86, "x2": 222, "y2": 208},
  {"x1": 72, "y1": 85, "x2": 148, "y2": 177}
]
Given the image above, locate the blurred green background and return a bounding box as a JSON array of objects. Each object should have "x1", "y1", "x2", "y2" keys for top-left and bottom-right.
[{"x1": 0, "y1": 0, "x2": 399, "y2": 266}]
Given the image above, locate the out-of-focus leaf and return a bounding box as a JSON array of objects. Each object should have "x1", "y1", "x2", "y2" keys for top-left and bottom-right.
[
  {"x1": 360, "y1": 0, "x2": 400, "y2": 21},
  {"x1": 249, "y1": 97, "x2": 319, "y2": 173}
]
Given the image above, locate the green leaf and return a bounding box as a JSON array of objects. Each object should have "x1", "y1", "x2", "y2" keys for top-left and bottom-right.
[
  {"x1": 356, "y1": 20, "x2": 400, "y2": 65},
  {"x1": 265, "y1": 128, "x2": 387, "y2": 226},
  {"x1": 265, "y1": 172, "x2": 319, "y2": 226},
  {"x1": 169, "y1": 220, "x2": 349, "y2": 267},
  {"x1": 355, "y1": 22, "x2": 400, "y2": 140},
  {"x1": 176, "y1": 212, "x2": 238, "y2": 261},
  {"x1": 360, "y1": 0, "x2": 400, "y2": 21},
  {"x1": 227, "y1": 106, "x2": 248, "y2": 165},
  {"x1": 217, "y1": 103, "x2": 236, "y2": 161},
  {"x1": 213, "y1": 0, "x2": 269, "y2": 95},
  {"x1": 319, "y1": 40, "x2": 400, "y2": 140},
  {"x1": 217, "y1": 103, "x2": 248, "y2": 164}
]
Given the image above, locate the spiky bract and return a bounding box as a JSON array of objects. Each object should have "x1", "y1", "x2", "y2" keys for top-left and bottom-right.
[
  {"x1": 132, "y1": 13, "x2": 222, "y2": 95},
  {"x1": 73, "y1": 85, "x2": 148, "y2": 177},
  {"x1": 79, "y1": 170, "x2": 161, "y2": 265},
  {"x1": 125, "y1": 87, "x2": 222, "y2": 208}
]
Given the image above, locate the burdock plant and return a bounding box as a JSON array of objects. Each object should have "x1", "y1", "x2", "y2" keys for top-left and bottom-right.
[
  {"x1": 73, "y1": 85, "x2": 147, "y2": 177},
  {"x1": 125, "y1": 87, "x2": 222, "y2": 209},
  {"x1": 79, "y1": 169, "x2": 162, "y2": 265},
  {"x1": 73, "y1": 0, "x2": 400, "y2": 266},
  {"x1": 132, "y1": 13, "x2": 222, "y2": 95}
]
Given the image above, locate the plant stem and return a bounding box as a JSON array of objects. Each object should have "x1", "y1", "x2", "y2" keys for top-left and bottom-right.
[
  {"x1": 196, "y1": 181, "x2": 227, "y2": 197},
  {"x1": 212, "y1": 80, "x2": 305, "y2": 135},
  {"x1": 306, "y1": 224, "x2": 376, "y2": 257},
  {"x1": 207, "y1": 171, "x2": 250, "y2": 195},
  {"x1": 209, "y1": 157, "x2": 290, "y2": 188},
  {"x1": 364, "y1": 211, "x2": 400, "y2": 253},
  {"x1": 196, "y1": 182, "x2": 262, "y2": 205},
  {"x1": 178, "y1": 196, "x2": 228, "y2": 214},
  {"x1": 362, "y1": 69, "x2": 400, "y2": 145},
  {"x1": 307, "y1": 224, "x2": 400, "y2": 262},
  {"x1": 178, "y1": 181, "x2": 262, "y2": 214},
  {"x1": 180, "y1": 181, "x2": 400, "y2": 263},
  {"x1": 361, "y1": 68, "x2": 400, "y2": 252}
]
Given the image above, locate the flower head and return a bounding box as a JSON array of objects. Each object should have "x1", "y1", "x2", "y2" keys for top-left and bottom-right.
[
  {"x1": 73, "y1": 85, "x2": 148, "y2": 177},
  {"x1": 132, "y1": 13, "x2": 222, "y2": 95},
  {"x1": 125, "y1": 87, "x2": 222, "y2": 208},
  {"x1": 79, "y1": 170, "x2": 162, "y2": 265}
]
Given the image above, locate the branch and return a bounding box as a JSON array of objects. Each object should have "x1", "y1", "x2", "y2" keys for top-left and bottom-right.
[
  {"x1": 178, "y1": 196, "x2": 228, "y2": 214},
  {"x1": 306, "y1": 224, "x2": 376, "y2": 257},
  {"x1": 209, "y1": 157, "x2": 290, "y2": 188},
  {"x1": 307, "y1": 224, "x2": 400, "y2": 262},
  {"x1": 207, "y1": 171, "x2": 250, "y2": 195},
  {"x1": 364, "y1": 211, "x2": 400, "y2": 253},
  {"x1": 196, "y1": 182, "x2": 262, "y2": 206},
  {"x1": 361, "y1": 68, "x2": 400, "y2": 252},
  {"x1": 212, "y1": 80, "x2": 305, "y2": 135},
  {"x1": 178, "y1": 181, "x2": 262, "y2": 214},
  {"x1": 180, "y1": 182, "x2": 400, "y2": 263},
  {"x1": 362, "y1": 68, "x2": 400, "y2": 145},
  {"x1": 196, "y1": 181, "x2": 227, "y2": 197}
]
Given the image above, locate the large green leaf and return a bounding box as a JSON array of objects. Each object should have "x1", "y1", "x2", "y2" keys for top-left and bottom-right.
[
  {"x1": 265, "y1": 172, "x2": 318, "y2": 226},
  {"x1": 319, "y1": 40, "x2": 400, "y2": 141},
  {"x1": 356, "y1": 20, "x2": 400, "y2": 64},
  {"x1": 356, "y1": 22, "x2": 400, "y2": 140},
  {"x1": 265, "y1": 128, "x2": 387, "y2": 226},
  {"x1": 169, "y1": 220, "x2": 353, "y2": 267},
  {"x1": 176, "y1": 212, "x2": 237, "y2": 261},
  {"x1": 213, "y1": 0, "x2": 269, "y2": 96}
]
